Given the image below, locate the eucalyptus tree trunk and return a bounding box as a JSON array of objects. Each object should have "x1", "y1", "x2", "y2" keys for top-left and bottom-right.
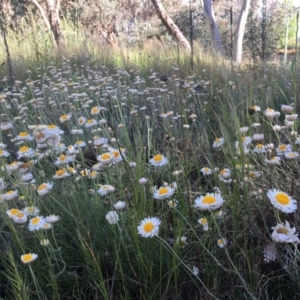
[
  {"x1": 31, "y1": 0, "x2": 64, "y2": 52},
  {"x1": 200, "y1": 0, "x2": 224, "y2": 55},
  {"x1": 232, "y1": 0, "x2": 251, "y2": 63},
  {"x1": 151, "y1": 0, "x2": 191, "y2": 52}
]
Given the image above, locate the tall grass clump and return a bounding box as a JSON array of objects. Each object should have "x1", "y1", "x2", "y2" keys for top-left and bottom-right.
[{"x1": 1, "y1": 26, "x2": 300, "y2": 299}]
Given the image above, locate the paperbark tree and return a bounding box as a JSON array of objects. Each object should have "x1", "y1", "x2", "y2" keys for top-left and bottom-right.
[
  {"x1": 31, "y1": 0, "x2": 64, "y2": 52},
  {"x1": 151, "y1": 0, "x2": 191, "y2": 52},
  {"x1": 232, "y1": 0, "x2": 251, "y2": 63},
  {"x1": 200, "y1": 0, "x2": 224, "y2": 55}
]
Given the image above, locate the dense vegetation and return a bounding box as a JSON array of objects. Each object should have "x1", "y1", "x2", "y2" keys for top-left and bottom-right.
[{"x1": 0, "y1": 1, "x2": 300, "y2": 300}]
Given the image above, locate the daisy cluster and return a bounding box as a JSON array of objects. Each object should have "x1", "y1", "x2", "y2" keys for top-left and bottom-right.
[{"x1": 0, "y1": 63, "x2": 299, "y2": 279}]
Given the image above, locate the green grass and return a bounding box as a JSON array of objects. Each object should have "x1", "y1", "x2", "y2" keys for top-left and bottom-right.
[{"x1": 0, "y1": 27, "x2": 300, "y2": 300}]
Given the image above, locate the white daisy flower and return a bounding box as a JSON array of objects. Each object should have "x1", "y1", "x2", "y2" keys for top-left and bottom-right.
[
  {"x1": 153, "y1": 185, "x2": 176, "y2": 200},
  {"x1": 53, "y1": 169, "x2": 70, "y2": 179},
  {"x1": 17, "y1": 146, "x2": 35, "y2": 159},
  {"x1": 271, "y1": 221, "x2": 299, "y2": 244},
  {"x1": 94, "y1": 137, "x2": 108, "y2": 148},
  {"x1": 59, "y1": 114, "x2": 72, "y2": 123},
  {"x1": 264, "y1": 108, "x2": 276, "y2": 119},
  {"x1": 44, "y1": 125, "x2": 64, "y2": 136},
  {"x1": 28, "y1": 216, "x2": 46, "y2": 231},
  {"x1": 12, "y1": 211, "x2": 28, "y2": 224},
  {"x1": 137, "y1": 217, "x2": 161, "y2": 238},
  {"x1": 22, "y1": 172, "x2": 34, "y2": 182},
  {"x1": 84, "y1": 119, "x2": 97, "y2": 128},
  {"x1": 3, "y1": 190, "x2": 18, "y2": 201},
  {"x1": 105, "y1": 211, "x2": 119, "y2": 224},
  {"x1": 267, "y1": 189, "x2": 297, "y2": 213},
  {"x1": 113, "y1": 201, "x2": 126, "y2": 210},
  {"x1": 200, "y1": 167, "x2": 212, "y2": 175},
  {"x1": 74, "y1": 140, "x2": 86, "y2": 148},
  {"x1": 149, "y1": 154, "x2": 168, "y2": 167},
  {"x1": 15, "y1": 132, "x2": 34, "y2": 141},
  {"x1": 97, "y1": 152, "x2": 114, "y2": 165},
  {"x1": 54, "y1": 154, "x2": 75, "y2": 166},
  {"x1": 198, "y1": 218, "x2": 209, "y2": 231},
  {"x1": 0, "y1": 122, "x2": 13, "y2": 131},
  {"x1": 21, "y1": 253, "x2": 38, "y2": 264},
  {"x1": 281, "y1": 105, "x2": 294, "y2": 114},
  {"x1": 98, "y1": 184, "x2": 115, "y2": 195},
  {"x1": 265, "y1": 156, "x2": 281, "y2": 167},
  {"x1": 212, "y1": 137, "x2": 224, "y2": 148},
  {"x1": 37, "y1": 182, "x2": 53, "y2": 196},
  {"x1": 78, "y1": 116, "x2": 87, "y2": 126},
  {"x1": 0, "y1": 149, "x2": 10, "y2": 157},
  {"x1": 284, "y1": 151, "x2": 299, "y2": 160},
  {"x1": 22, "y1": 206, "x2": 40, "y2": 216},
  {"x1": 217, "y1": 238, "x2": 228, "y2": 248},
  {"x1": 6, "y1": 208, "x2": 21, "y2": 218},
  {"x1": 276, "y1": 144, "x2": 292, "y2": 156},
  {"x1": 177, "y1": 236, "x2": 188, "y2": 247},
  {"x1": 109, "y1": 147, "x2": 126, "y2": 163},
  {"x1": 253, "y1": 143, "x2": 266, "y2": 154},
  {"x1": 45, "y1": 215, "x2": 60, "y2": 223},
  {"x1": 194, "y1": 193, "x2": 224, "y2": 211}
]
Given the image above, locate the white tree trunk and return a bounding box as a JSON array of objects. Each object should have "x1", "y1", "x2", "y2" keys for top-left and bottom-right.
[
  {"x1": 201, "y1": 0, "x2": 224, "y2": 55},
  {"x1": 232, "y1": 0, "x2": 251, "y2": 63}
]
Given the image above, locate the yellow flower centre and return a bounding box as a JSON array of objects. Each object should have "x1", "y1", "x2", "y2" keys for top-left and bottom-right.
[
  {"x1": 79, "y1": 118, "x2": 84, "y2": 124},
  {"x1": 278, "y1": 145, "x2": 286, "y2": 151},
  {"x1": 266, "y1": 108, "x2": 273, "y2": 112},
  {"x1": 38, "y1": 183, "x2": 47, "y2": 190},
  {"x1": 0, "y1": 150, "x2": 3, "y2": 155},
  {"x1": 19, "y1": 146, "x2": 29, "y2": 152},
  {"x1": 202, "y1": 195, "x2": 217, "y2": 205},
  {"x1": 19, "y1": 132, "x2": 28, "y2": 137},
  {"x1": 215, "y1": 138, "x2": 220, "y2": 142},
  {"x1": 47, "y1": 125, "x2": 57, "y2": 129},
  {"x1": 200, "y1": 218, "x2": 207, "y2": 224},
  {"x1": 249, "y1": 172, "x2": 256, "y2": 179},
  {"x1": 203, "y1": 167, "x2": 210, "y2": 172},
  {"x1": 76, "y1": 141, "x2": 83, "y2": 145},
  {"x1": 59, "y1": 154, "x2": 67, "y2": 161},
  {"x1": 101, "y1": 153, "x2": 111, "y2": 160},
  {"x1": 256, "y1": 144, "x2": 263, "y2": 149},
  {"x1": 276, "y1": 227, "x2": 289, "y2": 235},
  {"x1": 92, "y1": 107, "x2": 99, "y2": 113},
  {"x1": 6, "y1": 190, "x2": 14, "y2": 195},
  {"x1": 242, "y1": 137, "x2": 246, "y2": 142},
  {"x1": 158, "y1": 187, "x2": 169, "y2": 195},
  {"x1": 22, "y1": 254, "x2": 33, "y2": 262},
  {"x1": 220, "y1": 169, "x2": 227, "y2": 175},
  {"x1": 217, "y1": 239, "x2": 224, "y2": 245},
  {"x1": 9, "y1": 209, "x2": 20, "y2": 215},
  {"x1": 153, "y1": 154, "x2": 163, "y2": 162},
  {"x1": 87, "y1": 119, "x2": 93, "y2": 124},
  {"x1": 16, "y1": 212, "x2": 25, "y2": 218},
  {"x1": 31, "y1": 217, "x2": 41, "y2": 225},
  {"x1": 56, "y1": 170, "x2": 66, "y2": 176},
  {"x1": 90, "y1": 171, "x2": 97, "y2": 177},
  {"x1": 112, "y1": 151, "x2": 120, "y2": 158},
  {"x1": 288, "y1": 153, "x2": 295, "y2": 157},
  {"x1": 271, "y1": 157, "x2": 277, "y2": 161},
  {"x1": 143, "y1": 222, "x2": 154, "y2": 233},
  {"x1": 275, "y1": 193, "x2": 290, "y2": 205}
]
